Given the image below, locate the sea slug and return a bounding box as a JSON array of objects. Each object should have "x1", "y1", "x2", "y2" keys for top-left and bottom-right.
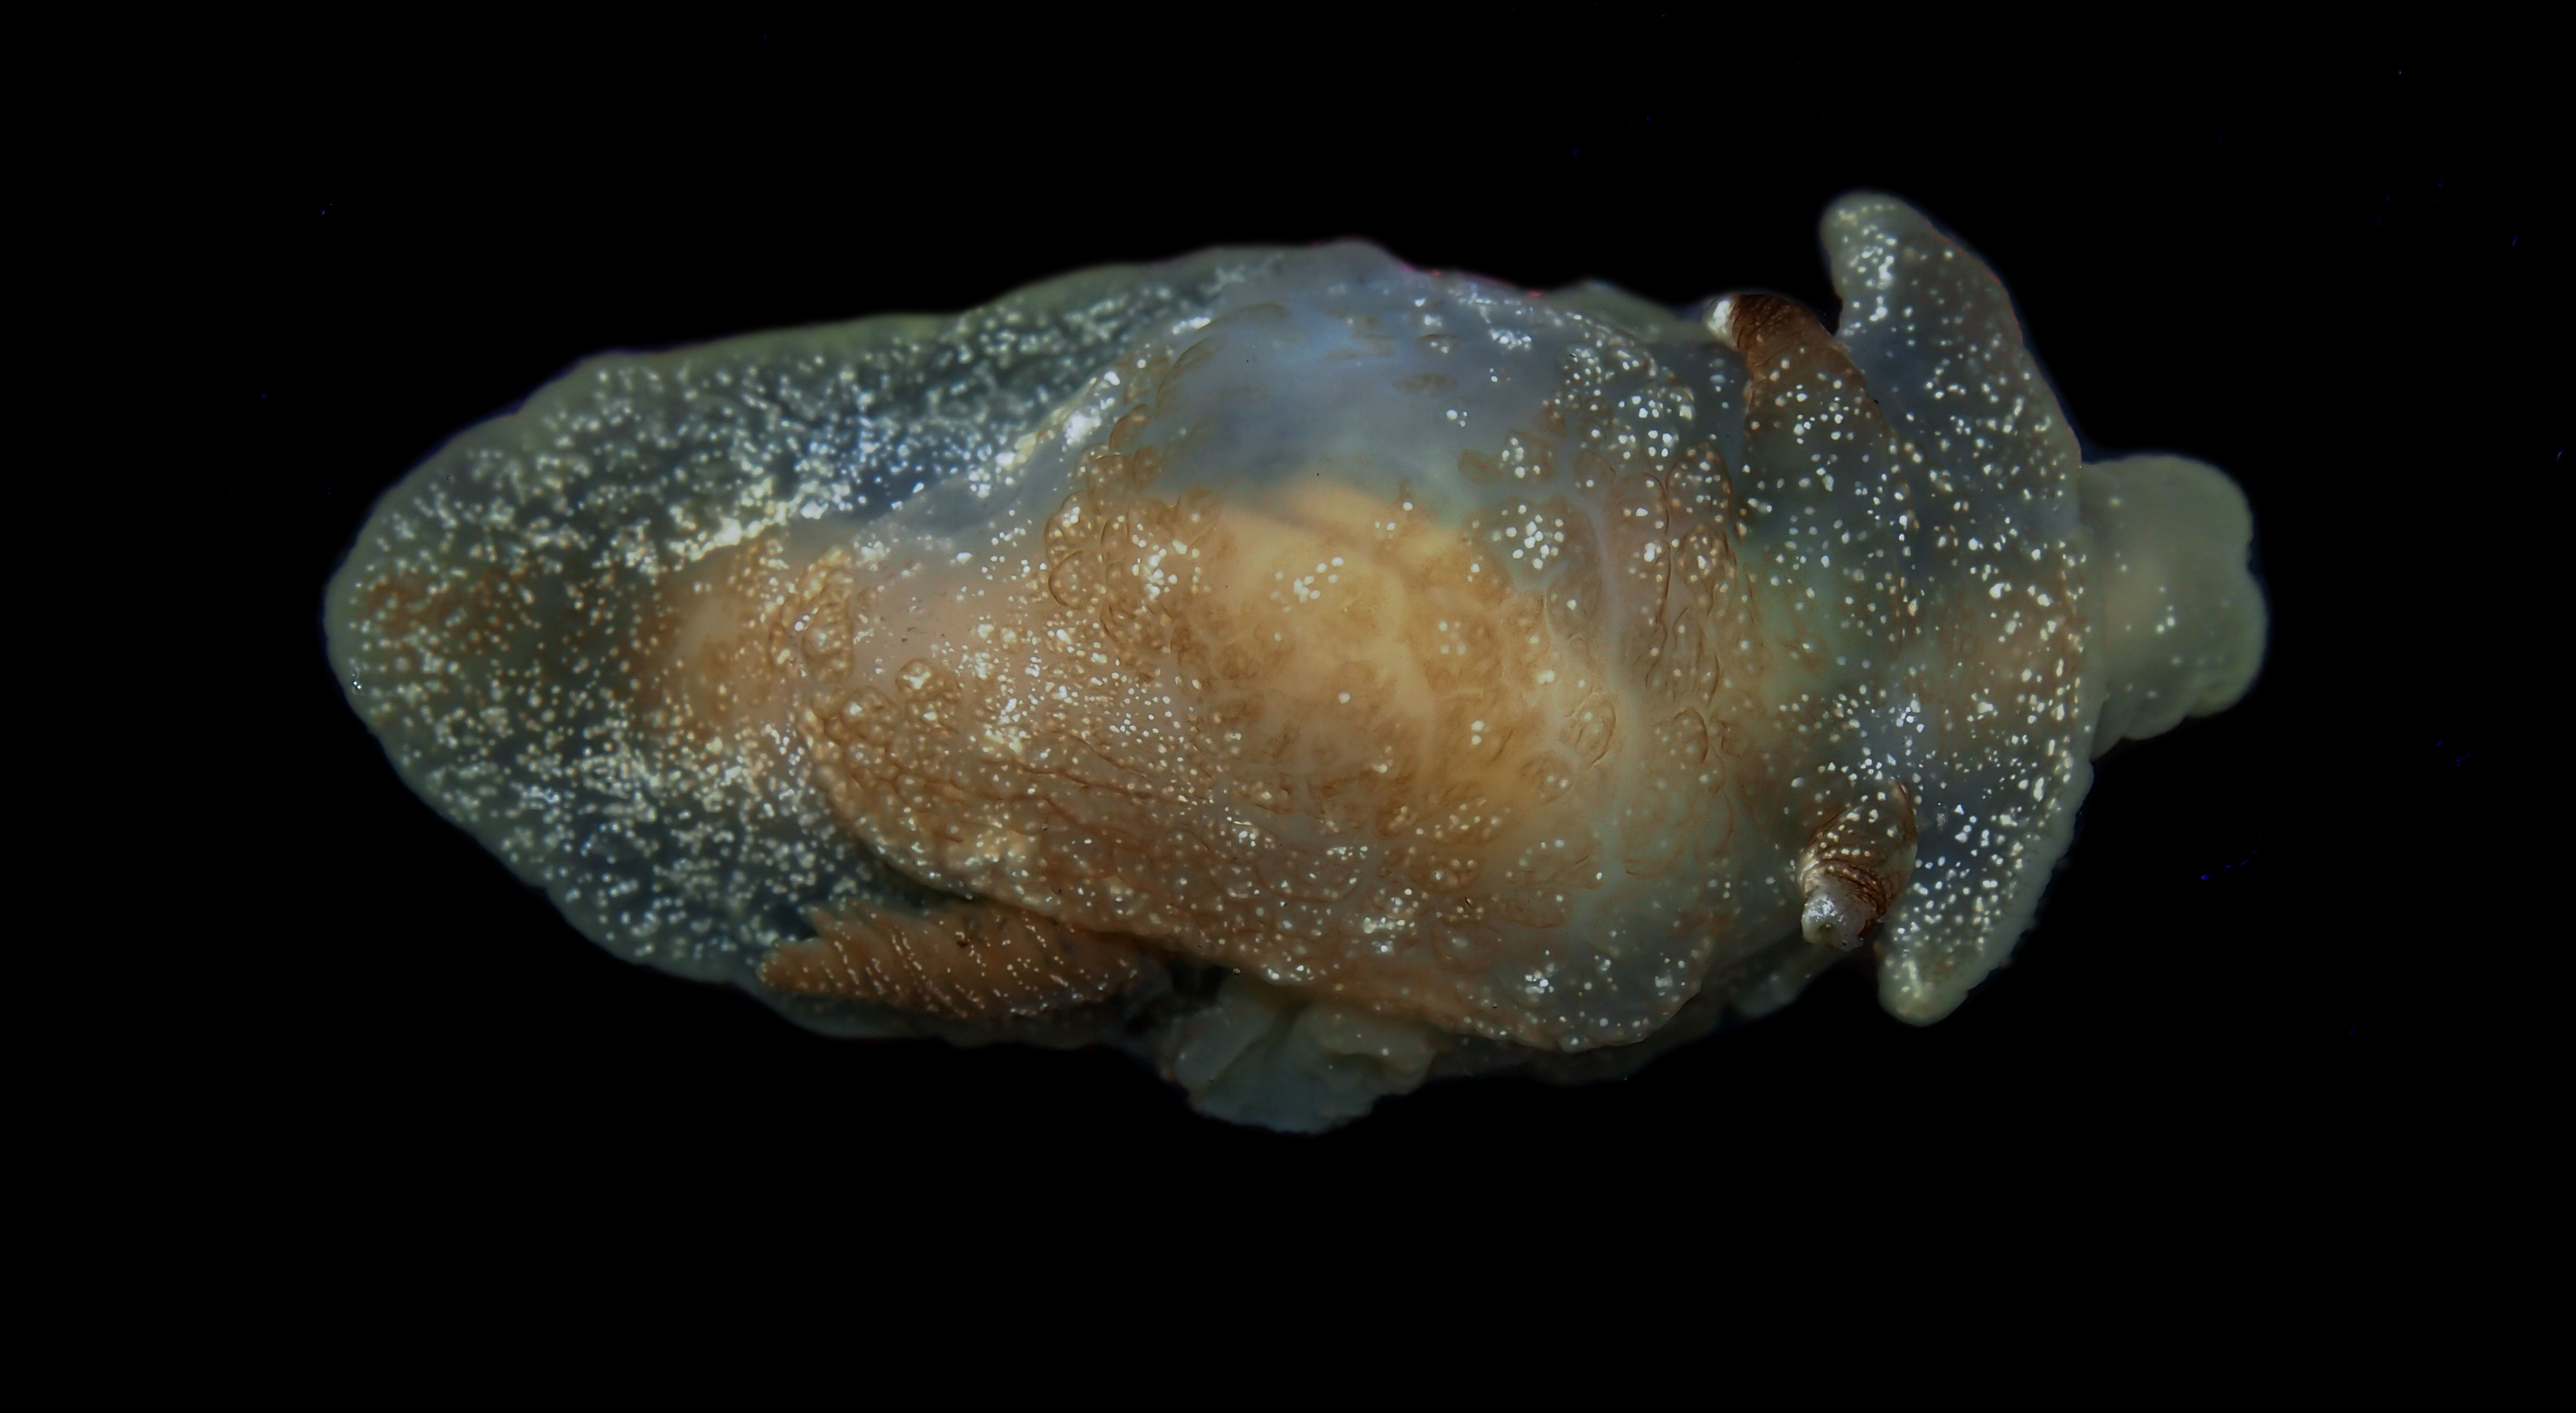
[{"x1": 326, "y1": 194, "x2": 2265, "y2": 1130}]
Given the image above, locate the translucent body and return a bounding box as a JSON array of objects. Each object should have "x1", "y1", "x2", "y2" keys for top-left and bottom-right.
[{"x1": 326, "y1": 196, "x2": 2264, "y2": 1130}]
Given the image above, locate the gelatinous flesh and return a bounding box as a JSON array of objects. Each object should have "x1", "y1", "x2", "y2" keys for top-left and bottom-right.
[{"x1": 325, "y1": 196, "x2": 2264, "y2": 1129}]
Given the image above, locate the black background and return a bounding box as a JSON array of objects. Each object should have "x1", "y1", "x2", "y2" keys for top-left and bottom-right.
[{"x1": 204, "y1": 19, "x2": 2539, "y2": 1216}]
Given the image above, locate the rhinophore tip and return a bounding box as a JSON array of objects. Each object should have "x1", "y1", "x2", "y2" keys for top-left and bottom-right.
[{"x1": 1800, "y1": 878, "x2": 1873, "y2": 953}]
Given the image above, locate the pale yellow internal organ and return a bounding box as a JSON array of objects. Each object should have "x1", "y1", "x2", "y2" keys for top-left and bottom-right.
[{"x1": 682, "y1": 404, "x2": 1778, "y2": 1047}]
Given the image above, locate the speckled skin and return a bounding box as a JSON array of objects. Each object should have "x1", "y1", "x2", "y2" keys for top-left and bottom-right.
[{"x1": 325, "y1": 195, "x2": 2263, "y2": 1130}]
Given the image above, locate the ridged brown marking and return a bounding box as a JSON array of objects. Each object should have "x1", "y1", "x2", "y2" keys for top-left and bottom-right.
[{"x1": 761, "y1": 897, "x2": 1151, "y2": 1021}]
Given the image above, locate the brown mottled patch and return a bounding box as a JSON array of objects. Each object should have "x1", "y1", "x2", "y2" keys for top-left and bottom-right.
[
  {"x1": 643, "y1": 527, "x2": 876, "y2": 744},
  {"x1": 642, "y1": 328, "x2": 1798, "y2": 1048}
]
